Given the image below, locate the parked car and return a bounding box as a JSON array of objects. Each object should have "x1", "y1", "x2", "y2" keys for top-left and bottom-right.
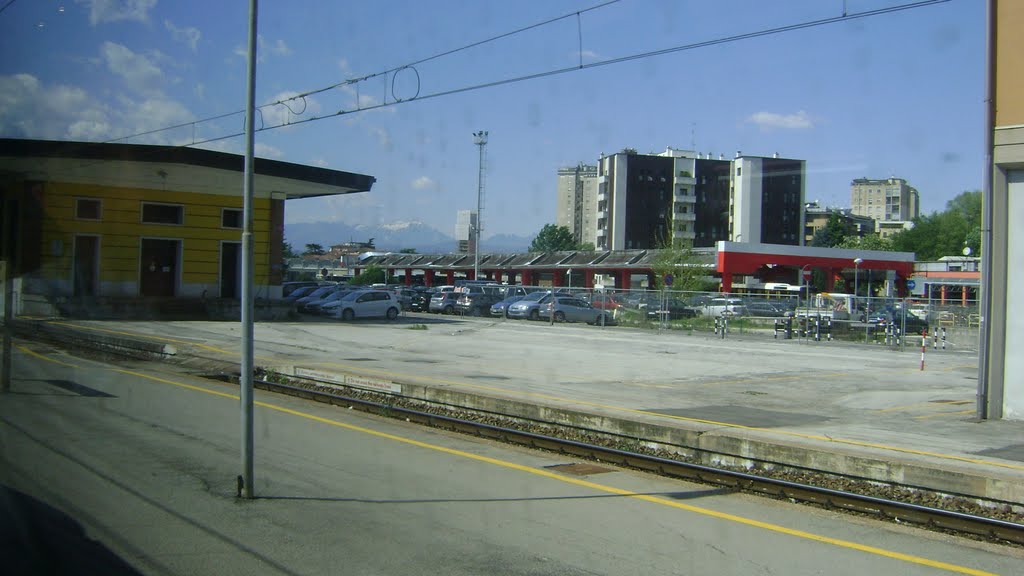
[
  {"x1": 305, "y1": 286, "x2": 354, "y2": 314},
  {"x1": 283, "y1": 284, "x2": 319, "y2": 301},
  {"x1": 409, "y1": 289, "x2": 435, "y2": 312},
  {"x1": 506, "y1": 291, "x2": 553, "y2": 320},
  {"x1": 294, "y1": 285, "x2": 343, "y2": 312},
  {"x1": 645, "y1": 298, "x2": 697, "y2": 320},
  {"x1": 428, "y1": 291, "x2": 462, "y2": 314},
  {"x1": 455, "y1": 292, "x2": 503, "y2": 316},
  {"x1": 538, "y1": 296, "x2": 616, "y2": 325},
  {"x1": 744, "y1": 300, "x2": 789, "y2": 317},
  {"x1": 490, "y1": 295, "x2": 525, "y2": 317},
  {"x1": 332, "y1": 289, "x2": 400, "y2": 321},
  {"x1": 584, "y1": 292, "x2": 624, "y2": 311},
  {"x1": 701, "y1": 297, "x2": 748, "y2": 317},
  {"x1": 282, "y1": 281, "x2": 320, "y2": 298}
]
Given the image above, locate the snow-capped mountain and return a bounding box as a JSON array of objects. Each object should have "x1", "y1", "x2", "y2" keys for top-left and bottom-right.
[{"x1": 285, "y1": 220, "x2": 532, "y2": 254}]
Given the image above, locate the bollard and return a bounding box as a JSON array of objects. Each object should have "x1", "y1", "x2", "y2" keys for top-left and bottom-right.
[
  {"x1": 941, "y1": 327, "x2": 947, "y2": 350},
  {"x1": 785, "y1": 316, "x2": 793, "y2": 340},
  {"x1": 814, "y1": 315, "x2": 821, "y2": 342},
  {"x1": 920, "y1": 329, "x2": 927, "y2": 371},
  {"x1": 933, "y1": 327, "x2": 938, "y2": 350}
]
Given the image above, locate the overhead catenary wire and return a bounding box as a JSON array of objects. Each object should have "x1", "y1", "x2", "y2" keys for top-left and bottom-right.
[
  {"x1": 141, "y1": 0, "x2": 950, "y2": 153},
  {"x1": 100, "y1": 0, "x2": 623, "y2": 146}
]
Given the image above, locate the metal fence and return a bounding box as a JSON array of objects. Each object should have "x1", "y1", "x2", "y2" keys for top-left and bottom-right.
[{"x1": 468, "y1": 284, "x2": 979, "y2": 351}]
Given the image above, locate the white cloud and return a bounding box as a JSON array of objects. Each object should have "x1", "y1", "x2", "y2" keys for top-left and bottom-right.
[
  {"x1": 411, "y1": 176, "x2": 435, "y2": 190},
  {"x1": 338, "y1": 58, "x2": 352, "y2": 75},
  {"x1": 78, "y1": 0, "x2": 157, "y2": 26},
  {"x1": 746, "y1": 110, "x2": 815, "y2": 130},
  {"x1": 367, "y1": 125, "x2": 392, "y2": 150},
  {"x1": 165, "y1": 19, "x2": 201, "y2": 52},
  {"x1": 269, "y1": 38, "x2": 292, "y2": 56},
  {"x1": 255, "y1": 143, "x2": 284, "y2": 159},
  {"x1": 0, "y1": 73, "x2": 197, "y2": 144},
  {"x1": 101, "y1": 41, "x2": 163, "y2": 93},
  {"x1": 194, "y1": 82, "x2": 205, "y2": 100},
  {"x1": 311, "y1": 156, "x2": 329, "y2": 168},
  {"x1": 574, "y1": 49, "x2": 600, "y2": 60}
]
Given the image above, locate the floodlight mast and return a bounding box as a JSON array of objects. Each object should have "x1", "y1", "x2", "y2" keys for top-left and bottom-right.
[{"x1": 473, "y1": 131, "x2": 488, "y2": 281}]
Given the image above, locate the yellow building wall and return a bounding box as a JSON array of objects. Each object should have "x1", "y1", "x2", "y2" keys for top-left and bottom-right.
[
  {"x1": 996, "y1": 0, "x2": 1024, "y2": 128},
  {"x1": 40, "y1": 183, "x2": 276, "y2": 292}
]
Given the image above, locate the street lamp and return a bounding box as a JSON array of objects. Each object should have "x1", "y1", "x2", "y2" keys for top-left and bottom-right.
[{"x1": 472, "y1": 130, "x2": 488, "y2": 281}]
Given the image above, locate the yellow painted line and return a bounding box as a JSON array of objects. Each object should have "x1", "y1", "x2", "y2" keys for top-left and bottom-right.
[
  {"x1": 14, "y1": 345, "x2": 81, "y2": 368},
  {"x1": 112, "y1": 368, "x2": 240, "y2": 400},
  {"x1": 106, "y1": 367, "x2": 1000, "y2": 576},
  {"x1": 313, "y1": 360, "x2": 1024, "y2": 472},
  {"x1": 913, "y1": 409, "x2": 976, "y2": 421},
  {"x1": 878, "y1": 400, "x2": 972, "y2": 414}
]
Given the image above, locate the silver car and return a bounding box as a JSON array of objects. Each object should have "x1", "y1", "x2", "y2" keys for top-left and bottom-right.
[{"x1": 538, "y1": 296, "x2": 616, "y2": 325}]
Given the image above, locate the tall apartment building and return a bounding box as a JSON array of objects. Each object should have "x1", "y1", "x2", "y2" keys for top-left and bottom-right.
[
  {"x1": 454, "y1": 209, "x2": 477, "y2": 253},
  {"x1": 555, "y1": 164, "x2": 599, "y2": 246},
  {"x1": 850, "y1": 177, "x2": 920, "y2": 223},
  {"x1": 578, "y1": 147, "x2": 804, "y2": 250}
]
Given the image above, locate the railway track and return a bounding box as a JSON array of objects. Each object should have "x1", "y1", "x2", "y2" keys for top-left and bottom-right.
[{"x1": 253, "y1": 375, "x2": 1024, "y2": 546}]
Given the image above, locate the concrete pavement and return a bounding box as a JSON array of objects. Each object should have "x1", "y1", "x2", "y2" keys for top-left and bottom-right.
[{"x1": 10, "y1": 313, "x2": 1024, "y2": 505}]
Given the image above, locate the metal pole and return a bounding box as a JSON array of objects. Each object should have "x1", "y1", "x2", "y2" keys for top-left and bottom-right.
[
  {"x1": 976, "y1": 0, "x2": 995, "y2": 420},
  {"x1": 473, "y1": 131, "x2": 488, "y2": 281},
  {"x1": 239, "y1": 0, "x2": 258, "y2": 499},
  {"x1": 865, "y1": 269, "x2": 871, "y2": 343}
]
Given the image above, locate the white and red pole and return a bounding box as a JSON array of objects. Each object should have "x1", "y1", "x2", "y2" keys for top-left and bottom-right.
[{"x1": 920, "y1": 329, "x2": 927, "y2": 371}]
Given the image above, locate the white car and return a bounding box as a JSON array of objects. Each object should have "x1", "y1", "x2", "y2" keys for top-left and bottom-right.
[{"x1": 328, "y1": 289, "x2": 400, "y2": 321}]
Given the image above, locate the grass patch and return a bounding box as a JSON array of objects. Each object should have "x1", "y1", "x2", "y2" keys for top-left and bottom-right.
[{"x1": 407, "y1": 323, "x2": 428, "y2": 331}]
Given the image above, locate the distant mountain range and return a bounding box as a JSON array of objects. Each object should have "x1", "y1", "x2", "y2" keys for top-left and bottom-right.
[{"x1": 284, "y1": 220, "x2": 532, "y2": 254}]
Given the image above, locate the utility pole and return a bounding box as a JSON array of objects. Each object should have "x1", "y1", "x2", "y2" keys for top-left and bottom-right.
[
  {"x1": 239, "y1": 0, "x2": 258, "y2": 499},
  {"x1": 473, "y1": 131, "x2": 488, "y2": 281}
]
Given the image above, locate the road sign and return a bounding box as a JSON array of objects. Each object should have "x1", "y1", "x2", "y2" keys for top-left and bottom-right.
[
  {"x1": 664, "y1": 273, "x2": 674, "y2": 287},
  {"x1": 802, "y1": 269, "x2": 812, "y2": 280},
  {"x1": 906, "y1": 280, "x2": 916, "y2": 290}
]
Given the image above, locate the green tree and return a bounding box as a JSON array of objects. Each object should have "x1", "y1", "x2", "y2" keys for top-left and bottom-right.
[
  {"x1": 303, "y1": 243, "x2": 326, "y2": 256},
  {"x1": 651, "y1": 239, "x2": 712, "y2": 292},
  {"x1": 811, "y1": 213, "x2": 847, "y2": 248},
  {"x1": 578, "y1": 242, "x2": 596, "y2": 251},
  {"x1": 349, "y1": 264, "x2": 386, "y2": 285},
  {"x1": 282, "y1": 238, "x2": 297, "y2": 259},
  {"x1": 838, "y1": 233, "x2": 893, "y2": 252},
  {"x1": 399, "y1": 248, "x2": 418, "y2": 254},
  {"x1": 890, "y1": 190, "x2": 981, "y2": 260},
  {"x1": 529, "y1": 224, "x2": 577, "y2": 252}
]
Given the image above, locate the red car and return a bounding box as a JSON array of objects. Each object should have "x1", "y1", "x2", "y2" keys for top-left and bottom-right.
[{"x1": 587, "y1": 293, "x2": 623, "y2": 311}]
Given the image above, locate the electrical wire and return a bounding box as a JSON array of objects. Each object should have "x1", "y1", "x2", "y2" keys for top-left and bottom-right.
[
  {"x1": 161, "y1": 0, "x2": 951, "y2": 151},
  {"x1": 0, "y1": 0, "x2": 18, "y2": 17},
  {"x1": 100, "y1": 0, "x2": 623, "y2": 145}
]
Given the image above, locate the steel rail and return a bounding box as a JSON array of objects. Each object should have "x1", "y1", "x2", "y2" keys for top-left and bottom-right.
[{"x1": 255, "y1": 377, "x2": 1024, "y2": 546}]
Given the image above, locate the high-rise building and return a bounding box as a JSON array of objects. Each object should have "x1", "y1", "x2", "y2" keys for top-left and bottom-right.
[
  {"x1": 850, "y1": 177, "x2": 920, "y2": 224},
  {"x1": 455, "y1": 209, "x2": 477, "y2": 253},
  {"x1": 555, "y1": 164, "x2": 599, "y2": 246},
  {"x1": 577, "y1": 147, "x2": 804, "y2": 250}
]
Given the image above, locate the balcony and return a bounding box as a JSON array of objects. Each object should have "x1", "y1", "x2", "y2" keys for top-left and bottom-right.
[
  {"x1": 674, "y1": 212, "x2": 696, "y2": 222},
  {"x1": 597, "y1": 190, "x2": 607, "y2": 202},
  {"x1": 674, "y1": 175, "x2": 696, "y2": 186},
  {"x1": 672, "y1": 230, "x2": 696, "y2": 240}
]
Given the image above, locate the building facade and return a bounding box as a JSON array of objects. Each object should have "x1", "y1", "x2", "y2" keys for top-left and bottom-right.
[
  {"x1": 850, "y1": 177, "x2": 920, "y2": 226},
  {"x1": 984, "y1": 0, "x2": 1024, "y2": 420},
  {"x1": 555, "y1": 164, "x2": 599, "y2": 246},
  {"x1": 585, "y1": 148, "x2": 804, "y2": 251},
  {"x1": 455, "y1": 209, "x2": 477, "y2": 253},
  {"x1": 0, "y1": 139, "x2": 374, "y2": 311},
  {"x1": 803, "y1": 202, "x2": 875, "y2": 245}
]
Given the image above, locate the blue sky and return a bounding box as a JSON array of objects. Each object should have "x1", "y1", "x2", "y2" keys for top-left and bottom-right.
[{"x1": 1, "y1": 0, "x2": 983, "y2": 240}]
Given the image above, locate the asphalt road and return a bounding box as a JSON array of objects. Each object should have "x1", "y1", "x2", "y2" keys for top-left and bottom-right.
[{"x1": 1, "y1": 341, "x2": 1020, "y2": 575}]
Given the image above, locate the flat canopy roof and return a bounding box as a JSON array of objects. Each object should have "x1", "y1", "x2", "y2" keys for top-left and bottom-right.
[{"x1": 0, "y1": 138, "x2": 375, "y2": 199}]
